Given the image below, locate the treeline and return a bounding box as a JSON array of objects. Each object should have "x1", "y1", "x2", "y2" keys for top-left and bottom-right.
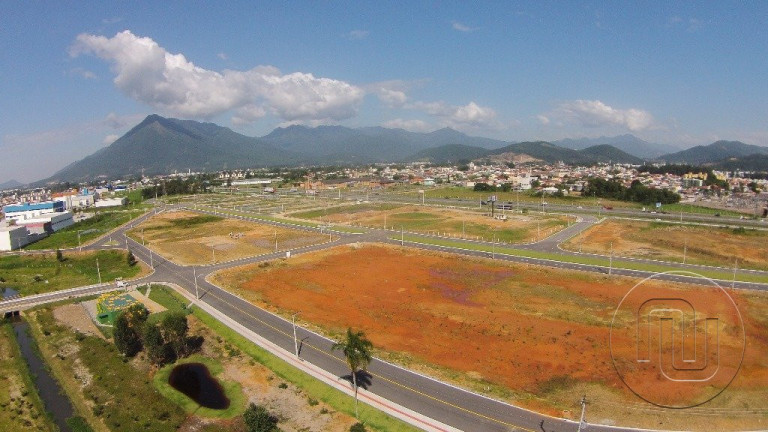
[
  {"x1": 141, "y1": 177, "x2": 209, "y2": 199},
  {"x1": 583, "y1": 178, "x2": 680, "y2": 205},
  {"x1": 637, "y1": 164, "x2": 728, "y2": 188},
  {"x1": 113, "y1": 304, "x2": 200, "y2": 365}
]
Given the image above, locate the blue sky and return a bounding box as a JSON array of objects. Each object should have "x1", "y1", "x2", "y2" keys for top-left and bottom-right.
[{"x1": 1, "y1": 1, "x2": 767, "y2": 183}]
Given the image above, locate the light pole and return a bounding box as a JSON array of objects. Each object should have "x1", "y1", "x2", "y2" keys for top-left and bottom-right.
[
  {"x1": 292, "y1": 312, "x2": 300, "y2": 359},
  {"x1": 732, "y1": 259, "x2": 738, "y2": 289},
  {"x1": 683, "y1": 239, "x2": 687, "y2": 264},
  {"x1": 96, "y1": 258, "x2": 102, "y2": 284},
  {"x1": 577, "y1": 395, "x2": 588, "y2": 432},
  {"x1": 492, "y1": 235, "x2": 496, "y2": 259},
  {"x1": 401, "y1": 226, "x2": 404, "y2": 246},
  {"x1": 149, "y1": 245, "x2": 154, "y2": 269},
  {"x1": 274, "y1": 230, "x2": 278, "y2": 252},
  {"x1": 609, "y1": 242, "x2": 613, "y2": 276},
  {"x1": 193, "y1": 266, "x2": 199, "y2": 299},
  {"x1": 78, "y1": 230, "x2": 82, "y2": 251},
  {"x1": 211, "y1": 246, "x2": 216, "y2": 264}
]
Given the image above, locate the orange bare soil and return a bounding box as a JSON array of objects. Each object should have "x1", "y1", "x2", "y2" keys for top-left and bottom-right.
[
  {"x1": 128, "y1": 210, "x2": 326, "y2": 265},
  {"x1": 212, "y1": 244, "x2": 768, "y2": 430},
  {"x1": 563, "y1": 219, "x2": 768, "y2": 269}
]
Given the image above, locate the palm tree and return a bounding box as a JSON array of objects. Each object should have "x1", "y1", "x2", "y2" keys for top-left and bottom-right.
[{"x1": 332, "y1": 327, "x2": 373, "y2": 418}]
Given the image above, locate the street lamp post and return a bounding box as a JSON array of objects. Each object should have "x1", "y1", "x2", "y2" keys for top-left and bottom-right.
[
  {"x1": 609, "y1": 242, "x2": 613, "y2": 276},
  {"x1": 193, "y1": 266, "x2": 199, "y2": 299},
  {"x1": 292, "y1": 312, "x2": 300, "y2": 359},
  {"x1": 96, "y1": 258, "x2": 102, "y2": 284}
]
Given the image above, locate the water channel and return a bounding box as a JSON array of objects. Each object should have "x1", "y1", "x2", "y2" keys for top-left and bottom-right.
[{"x1": 12, "y1": 318, "x2": 75, "y2": 432}]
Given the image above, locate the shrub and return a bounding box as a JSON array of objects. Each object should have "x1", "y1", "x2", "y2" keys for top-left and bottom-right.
[
  {"x1": 243, "y1": 403, "x2": 278, "y2": 432},
  {"x1": 350, "y1": 422, "x2": 367, "y2": 432}
]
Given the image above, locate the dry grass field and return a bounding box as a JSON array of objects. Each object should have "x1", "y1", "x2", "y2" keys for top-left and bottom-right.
[
  {"x1": 211, "y1": 244, "x2": 768, "y2": 431},
  {"x1": 292, "y1": 204, "x2": 569, "y2": 243},
  {"x1": 563, "y1": 219, "x2": 768, "y2": 269},
  {"x1": 127, "y1": 210, "x2": 327, "y2": 265}
]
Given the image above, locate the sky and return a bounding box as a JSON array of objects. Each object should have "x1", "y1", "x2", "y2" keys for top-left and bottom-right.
[{"x1": 1, "y1": 1, "x2": 768, "y2": 184}]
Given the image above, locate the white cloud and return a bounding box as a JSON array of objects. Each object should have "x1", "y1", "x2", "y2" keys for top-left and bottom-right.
[
  {"x1": 382, "y1": 118, "x2": 431, "y2": 132},
  {"x1": 232, "y1": 105, "x2": 267, "y2": 125},
  {"x1": 408, "y1": 100, "x2": 501, "y2": 129},
  {"x1": 102, "y1": 134, "x2": 119, "y2": 144},
  {"x1": 70, "y1": 67, "x2": 97, "y2": 79},
  {"x1": 217, "y1": 52, "x2": 228, "y2": 60},
  {"x1": 544, "y1": 99, "x2": 654, "y2": 132},
  {"x1": 346, "y1": 30, "x2": 369, "y2": 40},
  {"x1": 537, "y1": 114, "x2": 550, "y2": 125},
  {"x1": 70, "y1": 30, "x2": 365, "y2": 123},
  {"x1": 452, "y1": 21, "x2": 476, "y2": 32}
]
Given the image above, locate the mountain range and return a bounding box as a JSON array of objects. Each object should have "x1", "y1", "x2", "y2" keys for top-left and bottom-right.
[{"x1": 40, "y1": 115, "x2": 768, "y2": 183}]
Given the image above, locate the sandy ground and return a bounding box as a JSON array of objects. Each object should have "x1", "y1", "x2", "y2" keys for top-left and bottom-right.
[
  {"x1": 129, "y1": 210, "x2": 326, "y2": 265},
  {"x1": 54, "y1": 303, "x2": 107, "y2": 340},
  {"x1": 211, "y1": 243, "x2": 768, "y2": 431},
  {"x1": 563, "y1": 219, "x2": 768, "y2": 269}
]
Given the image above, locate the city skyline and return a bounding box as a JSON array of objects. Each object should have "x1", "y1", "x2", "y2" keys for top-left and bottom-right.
[{"x1": 2, "y1": 1, "x2": 767, "y2": 183}]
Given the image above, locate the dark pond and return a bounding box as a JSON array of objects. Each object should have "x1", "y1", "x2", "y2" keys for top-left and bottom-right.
[
  {"x1": 1, "y1": 287, "x2": 19, "y2": 300},
  {"x1": 168, "y1": 362, "x2": 230, "y2": 410},
  {"x1": 12, "y1": 319, "x2": 75, "y2": 432}
]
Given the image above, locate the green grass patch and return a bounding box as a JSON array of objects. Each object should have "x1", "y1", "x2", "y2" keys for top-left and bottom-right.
[
  {"x1": 168, "y1": 215, "x2": 223, "y2": 228},
  {"x1": 148, "y1": 285, "x2": 191, "y2": 313},
  {"x1": 153, "y1": 354, "x2": 246, "y2": 419},
  {"x1": 28, "y1": 308, "x2": 188, "y2": 432},
  {"x1": 25, "y1": 210, "x2": 145, "y2": 250},
  {"x1": 0, "y1": 250, "x2": 142, "y2": 296},
  {"x1": 396, "y1": 235, "x2": 768, "y2": 284},
  {"x1": 290, "y1": 203, "x2": 403, "y2": 220},
  {"x1": 187, "y1": 299, "x2": 418, "y2": 432},
  {"x1": 66, "y1": 416, "x2": 95, "y2": 432}
]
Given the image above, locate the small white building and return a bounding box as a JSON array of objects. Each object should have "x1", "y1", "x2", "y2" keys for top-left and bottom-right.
[
  {"x1": 15, "y1": 211, "x2": 74, "y2": 234},
  {"x1": 94, "y1": 197, "x2": 127, "y2": 208},
  {"x1": 0, "y1": 225, "x2": 29, "y2": 251}
]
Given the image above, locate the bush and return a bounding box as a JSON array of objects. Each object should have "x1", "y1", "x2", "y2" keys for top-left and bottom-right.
[
  {"x1": 243, "y1": 403, "x2": 278, "y2": 432},
  {"x1": 350, "y1": 422, "x2": 367, "y2": 432}
]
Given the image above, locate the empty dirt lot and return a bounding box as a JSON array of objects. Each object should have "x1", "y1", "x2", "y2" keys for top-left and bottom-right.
[{"x1": 212, "y1": 243, "x2": 768, "y2": 431}]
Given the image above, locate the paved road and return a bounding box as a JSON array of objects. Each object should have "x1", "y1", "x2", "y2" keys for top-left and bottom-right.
[{"x1": 3, "y1": 204, "x2": 761, "y2": 431}]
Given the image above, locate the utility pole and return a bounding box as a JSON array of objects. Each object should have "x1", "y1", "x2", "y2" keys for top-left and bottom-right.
[
  {"x1": 78, "y1": 231, "x2": 82, "y2": 251},
  {"x1": 683, "y1": 239, "x2": 687, "y2": 264},
  {"x1": 577, "y1": 395, "x2": 588, "y2": 432},
  {"x1": 492, "y1": 235, "x2": 496, "y2": 260},
  {"x1": 401, "y1": 226, "x2": 404, "y2": 246},
  {"x1": 462, "y1": 220, "x2": 465, "y2": 238},
  {"x1": 732, "y1": 259, "x2": 738, "y2": 289},
  {"x1": 194, "y1": 267, "x2": 199, "y2": 299},
  {"x1": 274, "y1": 230, "x2": 278, "y2": 252},
  {"x1": 149, "y1": 246, "x2": 154, "y2": 269},
  {"x1": 292, "y1": 312, "x2": 300, "y2": 359},
  {"x1": 609, "y1": 242, "x2": 614, "y2": 276},
  {"x1": 212, "y1": 246, "x2": 215, "y2": 264},
  {"x1": 96, "y1": 258, "x2": 102, "y2": 284}
]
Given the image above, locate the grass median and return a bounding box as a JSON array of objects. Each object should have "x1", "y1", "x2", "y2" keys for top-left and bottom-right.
[{"x1": 395, "y1": 234, "x2": 768, "y2": 284}]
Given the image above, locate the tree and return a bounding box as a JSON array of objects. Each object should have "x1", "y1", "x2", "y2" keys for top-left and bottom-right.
[
  {"x1": 127, "y1": 250, "x2": 137, "y2": 266},
  {"x1": 143, "y1": 323, "x2": 173, "y2": 365},
  {"x1": 350, "y1": 423, "x2": 367, "y2": 432},
  {"x1": 243, "y1": 403, "x2": 278, "y2": 432},
  {"x1": 113, "y1": 304, "x2": 148, "y2": 357},
  {"x1": 56, "y1": 249, "x2": 64, "y2": 262},
  {"x1": 160, "y1": 312, "x2": 189, "y2": 359},
  {"x1": 332, "y1": 328, "x2": 373, "y2": 418}
]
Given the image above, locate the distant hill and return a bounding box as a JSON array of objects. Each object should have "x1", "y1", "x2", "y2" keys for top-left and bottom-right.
[
  {"x1": 660, "y1": 140, "x2": 768, "y2": 164},
  {"x1": 579, "y1": 144, "x2": 643, "y2": 164},
  {"x1": 553, "y1": 134, "x2": 674, "y2": 159},
  {"x1": 406, "y1": 144, "x2": 490, "y2": 164},
  {"x1": 260, "y1": 125, "x2": 509, "y2": 163},
  {"x1": 43, "y1": 115, "x2": 299, "y2": 182},
  {"x1": 713, "y1": 154, "x2": 768, "y2": 172},
  {"x1": 486, "y1": 141, "x2": 641, "y2": 165},
  {"x1": 0, "y1": 179, "x2": 24, "y2": 190}
]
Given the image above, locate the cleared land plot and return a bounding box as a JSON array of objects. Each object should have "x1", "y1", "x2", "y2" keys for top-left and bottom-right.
[
  {"x1": 563, "y1": 219, "x2": 768, "y2": 270},
  {"x1": 127, "y1": 210, "x2": 327, "y2": 265},
  {"x1": 0, "y1": 250, "x2": 145, "y2": 296},
  {"x1": 211, "y1": 244, "x2": 768, "y2": 431},
  {"x1": 291, "y1": 204, "x2": 568, "y2": 243}
]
